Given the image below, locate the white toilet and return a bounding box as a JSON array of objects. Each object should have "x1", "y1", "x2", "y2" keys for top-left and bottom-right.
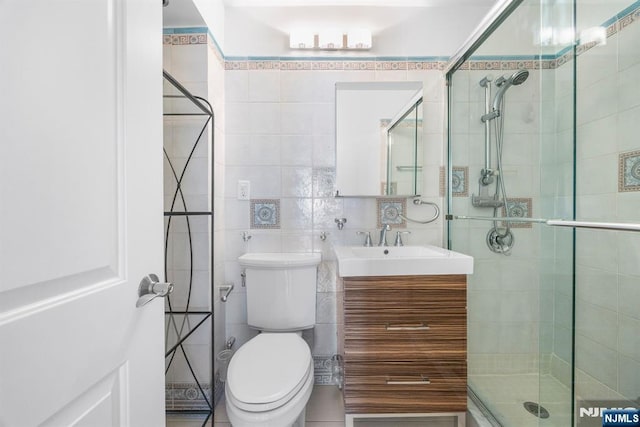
[{"x1": 225, "y1": 252, "x2": 322, "y2": 427}]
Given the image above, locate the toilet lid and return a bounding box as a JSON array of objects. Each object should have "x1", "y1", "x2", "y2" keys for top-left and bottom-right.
[{"x1": 227, "y1": 333, "x2": 311, "y2": 406}]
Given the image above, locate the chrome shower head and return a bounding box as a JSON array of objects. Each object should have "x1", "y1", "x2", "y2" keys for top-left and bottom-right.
[
  {"x1": 510, "y1": 69, "x2": 529, "y2": 85},
  {"x1": 491, "y1": 69, "x2": 529, "y2": 112}
]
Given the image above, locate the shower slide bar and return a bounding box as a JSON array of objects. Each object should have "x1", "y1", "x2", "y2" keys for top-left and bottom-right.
[{"x1": 446, "y1": 214, "x2": 640, "y2": 232}]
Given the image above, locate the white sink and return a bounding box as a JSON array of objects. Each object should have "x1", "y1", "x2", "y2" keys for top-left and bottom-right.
[{"x1": 333, "y1": 245, "x2": 474, "y2": 277}]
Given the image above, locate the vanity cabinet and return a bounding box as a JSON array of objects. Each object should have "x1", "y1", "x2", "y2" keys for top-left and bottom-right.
[{"x1": 342, "y1": 274, "x2": 467, "y2": 417}]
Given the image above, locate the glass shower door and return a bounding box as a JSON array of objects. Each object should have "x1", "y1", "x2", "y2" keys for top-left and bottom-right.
[
  {"x1": 447, "y1": 0, "x2": 575, "y2": 425},
  {"x1": 572, "y1": 0, "x2": 640, "y2": 421}
]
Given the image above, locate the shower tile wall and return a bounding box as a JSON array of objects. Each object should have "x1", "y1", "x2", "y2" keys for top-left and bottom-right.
[
  {"x1": 223, "y1": 62, "x2": 446, "y2": 367},
  {"x1": 451, "y1": 64, "x2": 544, "y2": 377},
  {"x1": 572, "y1": 0, "x2": 640, "y2": 402}
]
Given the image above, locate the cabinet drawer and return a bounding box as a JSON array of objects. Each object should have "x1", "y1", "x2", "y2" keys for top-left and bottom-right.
[
  {"x1": 344, "y1": 360, "x2": 467, "y2": 413},
  {"x1": 344, "y1": 275, "x2": 466, "y2": 294},
  {"x1": 344, "y1": 322, "x2": 466, "y2": 360},
  {"x1": 344, "y1": 305, "x2": 466, "y2": 325},
  {"x1": 344, "y1": 288, "x2": 466, "y2": 310},
  {"x1": 344, "y1": 275, "x2": 466, "y2": 323}
]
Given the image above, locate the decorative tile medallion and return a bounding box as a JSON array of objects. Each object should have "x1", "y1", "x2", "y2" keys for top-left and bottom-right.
[
  {"x1": 250, "y1": 199, "x2": 280, "y2": 229},
  {"x1": 377, "y1": 198, "x2": 407, "y2": 228},
  {"x1": 452, "y1": 166, "x2": 469, "y2": 197},
  {"x1": 502, "y1": 198, "x2": 533, "y2": 228},
  {"x1": 619, "y1": 150, "x2": 640, "y2": 192},
  {"x1": 438, "y1": 166, "x2": 468, "y2": 197}
]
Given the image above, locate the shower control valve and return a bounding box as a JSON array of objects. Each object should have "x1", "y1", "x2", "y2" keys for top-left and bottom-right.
[{"x1": 480, "y1": 168, "x2": 495, "y2": 185}]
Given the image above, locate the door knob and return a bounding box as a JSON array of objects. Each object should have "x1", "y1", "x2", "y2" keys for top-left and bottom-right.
[{"x1": 136, "y1": 274, "x2": 173, "y2": 308}]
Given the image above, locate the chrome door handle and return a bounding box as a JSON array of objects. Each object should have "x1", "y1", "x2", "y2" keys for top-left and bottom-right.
[{"x1": 136, "y1": 274, "x2": 173, "y2": 308}]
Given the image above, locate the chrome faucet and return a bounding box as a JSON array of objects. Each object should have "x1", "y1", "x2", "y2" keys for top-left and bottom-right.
[
  {"x1": 378, "y1": 224, "x2": 391, "y2": 246},
  {"x1": 394, "y1": 231, "x2": 411, "y2": 246}
]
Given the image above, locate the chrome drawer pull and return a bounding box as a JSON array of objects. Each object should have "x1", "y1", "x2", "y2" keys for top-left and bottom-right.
[
  {"x1": 386, "y1": 375, "x2": 431, "y2": 385},
  {"x1": 385, "y1": 322, "x2": 429, "y2": 331}
]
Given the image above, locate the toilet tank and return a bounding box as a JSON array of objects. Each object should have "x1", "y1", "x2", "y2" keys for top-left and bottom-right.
[{"x1": 238, "y1": 252, "x2": 321, "y2": 331}]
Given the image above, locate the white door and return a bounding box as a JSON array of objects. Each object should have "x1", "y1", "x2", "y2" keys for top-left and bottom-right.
[{"x1": 0, "y1": 0, "x2": 165, "y2": 426}]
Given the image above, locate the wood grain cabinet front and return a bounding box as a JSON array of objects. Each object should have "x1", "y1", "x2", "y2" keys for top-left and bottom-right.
[{"x1": 342, "y1": 275, "x2": 467, "y2": 414}]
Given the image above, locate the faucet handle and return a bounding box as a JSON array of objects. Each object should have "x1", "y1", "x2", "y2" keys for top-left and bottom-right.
[
  {"x1": 356, "y1": 231, "x2": 373, "y2": 247},
  {"x1": 335, "y1": 218, "x2": 347, "y2": 230},
  {"x1": 394, "y1": 231, "x2": 411, "y2": 247}
]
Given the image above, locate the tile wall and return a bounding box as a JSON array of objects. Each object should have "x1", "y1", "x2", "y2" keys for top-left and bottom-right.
[
  {"x1": 222, "y1": 63, "x2": 447, "y2": 367},
  {"x1": 163, "y1": 29, "x2": 447, "y2": 396},
  {"x1": 450, "y1": 60, "x2": 546, "y2": 377}
]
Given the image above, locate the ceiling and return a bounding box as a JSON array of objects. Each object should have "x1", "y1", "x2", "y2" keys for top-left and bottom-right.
[
  {"x1": 163, "y1": 0, "x2": 499, "y2": 34},
  {"x1": 163, "y1": 0, "x2": 206, "y2": 27}
]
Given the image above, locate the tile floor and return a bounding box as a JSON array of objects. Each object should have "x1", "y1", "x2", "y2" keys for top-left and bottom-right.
[{"x1": 167, "y1": 385, "x2": 464, "y2": 427}]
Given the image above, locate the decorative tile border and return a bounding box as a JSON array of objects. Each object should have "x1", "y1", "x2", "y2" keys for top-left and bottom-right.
[
  {"x1": 619, "y1": 150, "x2": 640, "y2": 192},
  {"x1": 250, "y1": 199, "x2": 280, "y2": 229},
  {"x1": 314, "y1": 355, "x2": 335, "y2": 385},
  {"x1": 502, "y1": 197, "x2": 533, "y2": 228},
  {"x1": 377, "y1": 198, "x2": 407, "y2": 228},
  {"x1": 163, "y1": 33, "x2": 208, "y2": 46},
  {"x1": 166, "y1": 382, "x2": 212, "y2": 411},
  {"x1": 226, "y1": 59, "x2": 444, "y2": 71}
]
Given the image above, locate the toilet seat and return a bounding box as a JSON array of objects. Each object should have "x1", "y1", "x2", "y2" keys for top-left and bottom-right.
[{"x1": 226, "y1": 333, "x2": 312, "y2": 412}]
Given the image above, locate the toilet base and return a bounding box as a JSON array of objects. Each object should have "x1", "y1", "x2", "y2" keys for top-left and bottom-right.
[{"x1": 292, "y1": 408, "x2": 305, "y2": 427}]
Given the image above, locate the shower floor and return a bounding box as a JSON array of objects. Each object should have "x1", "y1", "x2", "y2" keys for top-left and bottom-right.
[{"x1": 470, "y1": 374, "x2": 572, "y2": 427}]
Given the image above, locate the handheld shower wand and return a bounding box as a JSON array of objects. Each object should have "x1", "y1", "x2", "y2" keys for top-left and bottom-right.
[{"x1": 481, "y1": 69, "x2": 529, "y2": 122}]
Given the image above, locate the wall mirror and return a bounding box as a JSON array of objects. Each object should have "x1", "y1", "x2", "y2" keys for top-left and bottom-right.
[{"x1": 335, "y1": 81, "x2": 423, "y2": 197}]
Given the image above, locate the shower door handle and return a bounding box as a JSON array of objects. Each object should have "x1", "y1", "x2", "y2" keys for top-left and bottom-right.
[{"x1": 136, "y1": 274, "x2": 173, "y2": 308}]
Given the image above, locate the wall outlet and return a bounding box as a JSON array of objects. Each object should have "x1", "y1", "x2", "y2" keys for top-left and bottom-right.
[{"x1": 237, "y1": 180, "x2": 250, "y2": 200}]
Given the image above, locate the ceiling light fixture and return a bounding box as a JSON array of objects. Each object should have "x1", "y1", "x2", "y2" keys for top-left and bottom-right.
[{"x1": 318, "y1": 28, "x2": 343, "y2": 49}]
